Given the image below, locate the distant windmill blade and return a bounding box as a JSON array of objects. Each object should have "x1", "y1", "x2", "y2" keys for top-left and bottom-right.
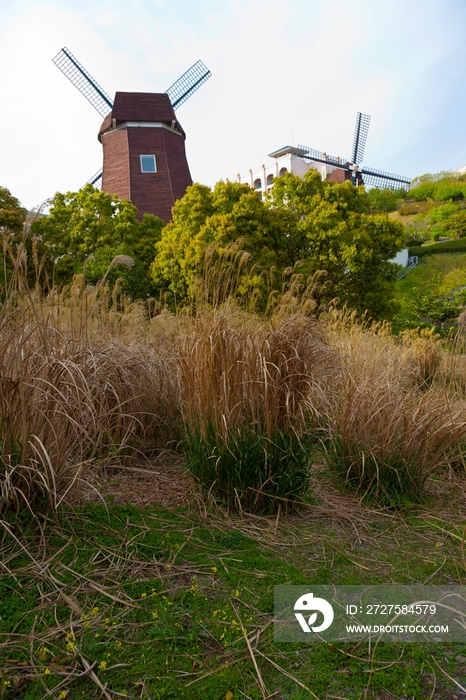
[
  {"x1": 297, "y1": 145, "x2": 349, "y2": 169},
  {"x1": 360, "y1": 167, "x2": 411, "y2": 191},
  {"x1": 53, "y1": 47, "x2": 113, "y2": 118},
  {"x1": 351, "y1": 112, "x2": 371, "y2": 165},
  {"x1": 86, "y1": 168, "x2": 103, "y2": 188},
  {"x1": 166, "y1": 60, "x2": 212, "y2": 110}
]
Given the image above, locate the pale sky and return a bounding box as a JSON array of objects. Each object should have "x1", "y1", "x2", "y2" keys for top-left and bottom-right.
[{"x1": 1, "y1": 0, "x2": 466, "y2": 210}]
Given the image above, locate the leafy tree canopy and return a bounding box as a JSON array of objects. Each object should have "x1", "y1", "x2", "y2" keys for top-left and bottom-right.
[
  {"x1": 152, "y1": 172, "x2": 405, "y2": 319},
  {"x1": 32, "y1": 185, "x2": 164, "y2": 293},
  {"x1": 80, "y1": 243, "x2": 155, "y2": 299},
  {"x1": 366, "y1": 186, "x2": 408, "y2": 213},
  {"x1": 150, "y1": 180, "x2": 289, "y2": 304},
  {"x1": 269, "y1": 170, "x2": 405, "y2": 318},
  {"x1": 409, "y1": 172, "x2": 466, "y2": 202},
  {"x1": 0, "y1": 186, "x2": 27, "y2": 234}
]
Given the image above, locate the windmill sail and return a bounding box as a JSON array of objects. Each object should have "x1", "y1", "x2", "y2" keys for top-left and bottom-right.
[
  {"x1": 359, "y1": 167, "x2": 411, "y2": 190},
  {"x1": 86, "y1": 168, "x2": 103, "y2": 187},
  {"x1": 53, "y1": 47, "x2": 113, "y2": 118},
  {"x1": 351, "y1": 112, "x2": 371, "y2": 165},
  {"x1": 166, "y1": 60, "x2": 212, "y2": 110},
  {"x1": 296, "y1": 109, "x2": 410, "y2": 191},
  {"x1": 297, "y1": 145, "x2": 350, "y2": 170}
]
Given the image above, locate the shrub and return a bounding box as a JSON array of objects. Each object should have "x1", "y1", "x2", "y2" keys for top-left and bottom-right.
[
  {"x1": 435, "y1": 183, "x2": 466, "y2": 201},
  {"x1": 184, "y1": 423, "x2": 313, "y2": 512},
  {"x1": 408, "y1": 238, "x2": 466, "y2": 257},
  {"x1": 178, "y1": 308, "x2": 334, "y2": 512},
  {"x1": 405, "y1": 238, "x2": 428, "y2": 247},
  {"x1": 0, "y1": 243, "x2": 179, "y2": 514},
  {"x1": 398, "y1": 203, "x2": 431, "y2": 216},
  {"x1": 408, "y1": 285, "x2": 463, "y2": 323},
  {"x1": 325, "y1": 376, "x2": 465, "y2": 504}
]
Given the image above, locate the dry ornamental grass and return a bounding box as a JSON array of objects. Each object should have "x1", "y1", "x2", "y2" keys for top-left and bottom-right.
[{"x1": 1, "y1": 231, "x2": 466, "y2": 514}]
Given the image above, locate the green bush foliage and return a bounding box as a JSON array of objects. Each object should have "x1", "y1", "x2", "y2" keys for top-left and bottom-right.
[
  {"x1": 32, "y1": 185, "x2": 164, "y2": 296},
  {"x1": 408, "y1": 237, "x2": 466, "y2": 257},
  {"x1": 408, "y1": 284, "x2": 465, "y2": 322},
  {"x1": 398, "y1": 202, "x2": 432, "y2": 216},
  {"x1": 409, "y1": 173, "x2": 466, "y2": 202},
  {"x1": 151, "y1": 173, "x2": 405, "y2": 319},
  {"x1": 443, "y1": 210, "x2": 466, "y2": 239},
  {"x1": 366, "y1": 186, "x2": 407, "y2": 213},
  {"x1": 150, "y1": 180, "x2": 289, "y2": 307},
  {"x1": 270, "y1": 172, "x2": 405, "y2": 319},
  {"x1": 0, "y1": 186, "x2": 30, "y2": 293},
  {"x1": 0, "y1": 186, "x2": 27, "y2": 233},
  {"x1": 184, "y1": 424, "x2": 313, "y2": 512}
]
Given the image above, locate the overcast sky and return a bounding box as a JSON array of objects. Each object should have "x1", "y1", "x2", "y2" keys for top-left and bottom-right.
[{"x1": 1, "y1": 0, "x2": 466, "y2": 210}]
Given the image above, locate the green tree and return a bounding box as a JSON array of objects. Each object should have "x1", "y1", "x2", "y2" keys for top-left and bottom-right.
[
  {"x1": 151, "y1": 180, "x2": 288, "y2": 305},
  {"x1": 152, "y1": 172, "x2": 405, "y2": 319},
  {"x1": 82, "y1": 243, "x2": 154, "y2": 299},
  {"x1": 443, "y1": 210, "x2": 466, "y2": 239},
  {"x1": 408, "y1": 274, "x2": 466, "y2": 323},
  {"x1": 0, "y1": 186, "x2": 29, "y2": 292},
  {"x1": 270, "y1": 170, "x2": 405, "y2": 318},
  {"x1": 409, "y1": 172, "x2": 466, "y2": 202},
  {"x1": 32, "y1": 185, "x2": 163, "y2": 295},
  {"x1": 366, "y1": 186, "x2": 407, "y2": 213},
  {"x1": 0, "y1": 186, "x2": 27, "y2": 233}
]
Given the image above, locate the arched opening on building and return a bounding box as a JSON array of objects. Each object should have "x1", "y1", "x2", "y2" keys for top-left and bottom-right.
[
  {"x1": 279, "y1": 167, "x2": 288, "y2": 177},
  {"x1": 267, "y1": 174, "x2": 274, "y2": 186},
  {"x1": 253, "y1": 178, "x2": 262, "y2": 190}
]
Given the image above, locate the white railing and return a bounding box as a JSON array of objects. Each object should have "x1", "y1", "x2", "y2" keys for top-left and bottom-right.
[{"x1": 398, "y1": 255, "x2": 419, "y2": 280}]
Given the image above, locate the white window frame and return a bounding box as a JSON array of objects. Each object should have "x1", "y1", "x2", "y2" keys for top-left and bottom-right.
[{"x1": 140, "y1": 155, "x2": 157, "y2": 173}]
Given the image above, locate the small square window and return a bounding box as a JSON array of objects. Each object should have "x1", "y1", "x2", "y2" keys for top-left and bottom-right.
[{"x1": 140, "y1": 155, "x2": 156, "y2": 173}]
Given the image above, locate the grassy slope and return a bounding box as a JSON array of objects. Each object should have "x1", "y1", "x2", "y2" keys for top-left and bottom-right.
[
  {"x1": 395, "y1": 252, "x2": 466, "y2": 326},
  {"x1": 3, "y1": 213, "x2": 466, "y2": 699},
  {"x1": 2, "y1": 476, "x2": 466, "y2": 700},
  {"x1": 390, "y1": 190, "x2": 466, "y2": 327}
]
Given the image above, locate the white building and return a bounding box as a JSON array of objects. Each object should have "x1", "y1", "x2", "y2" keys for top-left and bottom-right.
[{"x1": 236, "y1": 146, "x2": 347, "y2": 198}]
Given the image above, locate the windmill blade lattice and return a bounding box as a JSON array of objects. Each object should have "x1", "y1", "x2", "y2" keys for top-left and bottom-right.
[
  {"x1": 351, "y1": 112, "x2": 371, "y2": 165},
  {"x1": 53, "y1": 47, "x2": 113, "y2": 118},
  {"x1": 297, "y1": 145, "x2": 349, "y2": 169},
  {"x1": 166, "y1": 60, "x2": 212, "y2": 110},
  {"x1": 86, "y1": 168, "x2": 103, "y2": 187},
  {"x1": 360, "y1": 167, "x2": 411, "y2": 191}
]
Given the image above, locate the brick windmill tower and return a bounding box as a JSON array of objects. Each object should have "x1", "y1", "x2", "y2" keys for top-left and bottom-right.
[{"x1": 53, "y1": 48, "x2": 211, "y2": 222}]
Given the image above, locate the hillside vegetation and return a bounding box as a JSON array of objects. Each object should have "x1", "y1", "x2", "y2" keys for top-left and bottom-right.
[
  {"x1": 384, "y1": 172, "x2": 466, "y2": 328},
  {"x1": 394, "y1": 171, "x2": 466, "y2": 244},
  {"x1": 0, "y1": 233, "x2": 466, "y2": 695},
  {"x1": 2, "y1": 176, "x2": 466, "y2": 697}
]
